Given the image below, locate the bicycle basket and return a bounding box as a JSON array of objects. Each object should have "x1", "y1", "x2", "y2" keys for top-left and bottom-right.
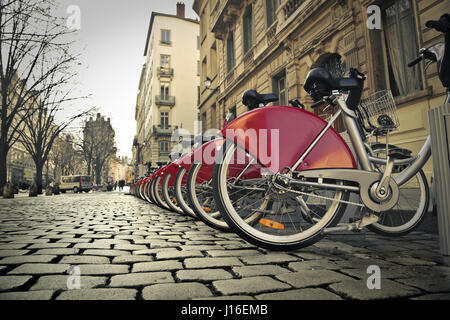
[{"x1": 357, "y1": 90, "x2": 399, "y2": 133}]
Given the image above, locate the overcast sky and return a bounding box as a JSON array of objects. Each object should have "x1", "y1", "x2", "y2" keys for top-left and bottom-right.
[{"x1": 55, "y1": 0, "x2": 198, "y2": 158}]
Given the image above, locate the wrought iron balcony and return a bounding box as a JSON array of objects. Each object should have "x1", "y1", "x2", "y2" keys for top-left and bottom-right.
[
  {"x1": 282, "y1": 0, "x2": 305, "y2": 20},
  {"x1": 153, "y1": 125, "x2": 173, "y2": 137},
  {"x1": 157, "y1": 67, "x2": 174, "y2": 77},
  {"x1": 155, "y1": 95, "x2": 175, "y2": 107}
]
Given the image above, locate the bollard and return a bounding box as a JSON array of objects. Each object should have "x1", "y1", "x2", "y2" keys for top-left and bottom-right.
[
  {"x1": 2, "y1": 182, "x2": 14, "y2": 199},
  {"x1": 45, "y1": 186, "x2": 53, "y2": 196},
  {"x1": 428, "y1": 103, "x2": 450, "y2": 256},
  {"x1": 29, "y1": 182, "x2": 38, "y2": 197}
]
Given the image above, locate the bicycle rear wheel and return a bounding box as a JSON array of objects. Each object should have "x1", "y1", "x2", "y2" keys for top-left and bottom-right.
[
  {"x1": 187, "y1": 162, "x2": 230, "y2": 231},
  {"x1": 143, "y1": 182, "x2": 154, "y2": 204},
  {"x1": 152, "y1": 175, "x2": 171, "y2": 210},
  {"x1": 213, "y1": 142, "x2": 349, "y2": 251},
  {"x1": 174, "y1": 166, "x2": 197, "y2": 218},
  {"x1": 162, "y1": 172, "x2": 185, "y2": 215}
]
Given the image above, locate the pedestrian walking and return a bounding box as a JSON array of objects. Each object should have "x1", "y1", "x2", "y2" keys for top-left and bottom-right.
[{"x1": 118, "y1": 180, "x2": 125, "y2": 191}]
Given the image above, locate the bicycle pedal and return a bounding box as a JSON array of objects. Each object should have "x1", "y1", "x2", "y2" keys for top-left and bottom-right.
[
  {"x1": 323, "y1": 223, "x2": 359, "y2": 234},
  {"x1": 356, "y1": 213, "x2": 379, "y2": 229}
]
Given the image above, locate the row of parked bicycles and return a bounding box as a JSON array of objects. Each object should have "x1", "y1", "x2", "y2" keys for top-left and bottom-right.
[{"x1": 130, "y1": 16, "x2": 449, "y2": 251}]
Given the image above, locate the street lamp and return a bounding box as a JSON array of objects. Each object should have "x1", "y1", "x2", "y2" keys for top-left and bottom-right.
[{"x1": 204, "y1": 77, "x2": 217, "y2": 91}]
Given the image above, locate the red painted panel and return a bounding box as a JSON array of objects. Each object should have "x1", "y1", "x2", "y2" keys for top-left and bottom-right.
[{"x1": 221, "y1": 106, "x2": 356, "y2": 172}]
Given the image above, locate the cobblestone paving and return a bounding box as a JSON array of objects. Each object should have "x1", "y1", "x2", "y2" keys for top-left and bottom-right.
[{"x1": 0, "y1": 192, "x2": 449, "y2": 300}]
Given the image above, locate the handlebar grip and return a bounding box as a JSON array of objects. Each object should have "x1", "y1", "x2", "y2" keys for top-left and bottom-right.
[{"x1": 408, "y1": 55, "x2": 423, "y2": 67}]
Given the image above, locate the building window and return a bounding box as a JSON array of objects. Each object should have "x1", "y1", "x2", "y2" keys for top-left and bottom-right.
[
  {"x1": 197, "y1": 86, "x2": 200, "y2": 105},
  {"x1": 316, "y1": 53, "x2": 347, "y2": 79},
  {"x1": 371, "y1": 0, "x2": 421, "y2": 97},
  {"x1": 201, "y1": 112, "x2": 207, "y2": 133},
  {"x1": 229, "y1": 106, "x2": 236, "y2": 119},
  {"x1": 160, "y1": 112, "x2": 169, "y2": 129},
  {"x1": 273, "y1": 72, "x2": 287, "y2": 106},
  {"x1": 200, "y1": 9, "x2": 207, "y2": 41},
  {"x1": 201, "y1": 57, "x2": 207, "y2": 86},
  {"x1": 314, "y1": 53, "x2": 346, "y2": 132},
  {"x1": 160, "y1": 82, "x2": 170, "y2": 100},
  {"x1": 278, "y1": 77, "x2": 287, "y2": 106},
  {"x1": 227, "y1": 32, "x2": 235, "y2": 72},
  {"x1": 197, "y1": 61, "x2": 201, "y2": 76},
  {"x1": 266, "y1": 0, "x2": 278, "y2": 27},
  {"x1": 159, "y1": 141, "x2": 170, "y2": 153},
  {"x1": 243, "y1": 6, "x2": 253, "y2": 54},
  {"x1": 197, "y1": 36, "x2": 201, "y2": 49},
  {"x1": 211, "y1": 104, "x2": 217, "y2": 129},
  {"x1": 161, "y1": 29, "x2": 171, "y2": 44},
  {"x1": 210, "y1": 41, "x2": 217, "y2": 77},
  {"x1": 160, "y1": 55, "x2": 170, "y2": 68}
]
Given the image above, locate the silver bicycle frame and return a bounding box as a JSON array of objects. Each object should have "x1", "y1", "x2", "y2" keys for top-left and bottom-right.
[
  {"x1": 233, "y1": 93, "x2": 437, "y2": 190},
  {"x1": 292, "y1": 95, "x2": 432, "y2": 187}
]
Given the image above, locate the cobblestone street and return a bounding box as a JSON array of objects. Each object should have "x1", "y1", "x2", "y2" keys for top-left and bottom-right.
[{"x1": 0, "y1": 191, "x2": 449, "y2": 300}]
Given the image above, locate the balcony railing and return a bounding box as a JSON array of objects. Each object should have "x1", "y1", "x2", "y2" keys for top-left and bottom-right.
[
  {"x1": 225, "y1": 69, "x2": 235, "y2": 87},
  {"x1": 153, "y1": 125, "x2": 172, "y2": 137},
  {"x1": 155, "y1": 95, "x2": 175, "y2": 107},
  {"x1": 266, "y1": 21, "x2": 278, "y2": 45},
  {"x1": 282, "y1": 0, "x2": 305, "y2": 21},
  {"x1": 157, "y1": 67, "x2": 174, "y2": 77},
  {"x1": 243, "y1": 48, "x2": 254, "y2": 69}
]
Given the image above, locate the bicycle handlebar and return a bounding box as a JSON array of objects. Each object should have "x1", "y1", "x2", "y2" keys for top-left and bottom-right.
[
  {"x1": 408, "y1": 55, "x2": 424, "y2": 67},
  {"x1": 426, "y1": 18, "x2": 449, "y2": 33},
  {"x1": 311, "y1": 100, "x2": 326, "y2": 109},
  {"x1": 408, "y1": 45, "x2": 439, "y2": 68}
]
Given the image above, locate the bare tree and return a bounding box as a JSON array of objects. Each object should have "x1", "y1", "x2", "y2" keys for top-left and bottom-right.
[
  {"x1": 50, "y1": 133, "x2": 85, "y2": 179},
  {"x1": 0, "y1": 0, "x2": 81, "y2": 192},
  {"x1": 18, "y1": 101, "x2": 89, "y2": 194},
  {"x1": 17, "y1": 55, "x2": 91, "y2": 194}
]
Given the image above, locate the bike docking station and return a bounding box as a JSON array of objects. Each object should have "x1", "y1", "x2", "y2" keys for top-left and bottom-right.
[{"x1": 429, "y1": 102, "x2": 450, "y2": 256}]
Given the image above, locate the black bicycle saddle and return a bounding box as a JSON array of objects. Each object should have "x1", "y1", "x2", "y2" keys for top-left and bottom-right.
[{"x1": 242, "y1": 90, "x2": 278, "y2": 110}]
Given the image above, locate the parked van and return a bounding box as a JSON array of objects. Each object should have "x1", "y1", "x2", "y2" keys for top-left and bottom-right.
[{"x1": 60, "y1": 175, "x2": 93, "y2": 193}]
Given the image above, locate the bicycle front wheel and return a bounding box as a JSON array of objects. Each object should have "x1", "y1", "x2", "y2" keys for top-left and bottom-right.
[{"x1": 367, "y1": 146, "x2": 430, "y2": 236}]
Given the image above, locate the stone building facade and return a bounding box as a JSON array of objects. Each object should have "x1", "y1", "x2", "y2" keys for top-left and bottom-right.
[
  {"x1": 84, "y1": 113, "x2": 116, "y2": 185},
  {"x1": 193, "y1": 0, "x2": 449, "y2": 180},
  {"x1": 6, "y1": 145, "x2": 36, "y2": 187},
  {"x1": 109, "y1": 156, "x2": 131, "y2": 184},
  {"x1": 134, "y1": 3, "x2": 200, "y2": 177}
]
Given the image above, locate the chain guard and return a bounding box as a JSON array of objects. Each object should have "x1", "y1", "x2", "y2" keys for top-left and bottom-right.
[{"x1": 292, "y1": 169, "x2": 400, "y2": 213}]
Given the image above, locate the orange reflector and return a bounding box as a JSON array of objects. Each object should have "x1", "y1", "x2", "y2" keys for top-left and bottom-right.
[
  {"x1": 259, "y1": 219, "x2": 285, "y2": 230},
  {"x1": 202, "y1": 206, "x2": 212, "y2": 212},
  {"x1": 173, "y1": 197, "x2": 178, "y2": 204}
]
